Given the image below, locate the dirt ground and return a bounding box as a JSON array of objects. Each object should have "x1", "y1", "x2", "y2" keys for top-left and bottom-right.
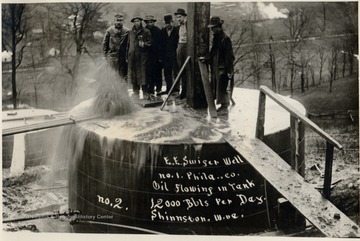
[
  {"x1": 304, "y1": 116, "x2": 359, "y2": 224},
  {"x1": 2, "y1": 166, "x2": 70, "y2": 232}
]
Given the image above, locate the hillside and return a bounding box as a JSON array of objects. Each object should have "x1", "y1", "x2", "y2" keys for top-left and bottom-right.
[{"x1": 291, "y1": 76, "x2": 359, "y2": 114}]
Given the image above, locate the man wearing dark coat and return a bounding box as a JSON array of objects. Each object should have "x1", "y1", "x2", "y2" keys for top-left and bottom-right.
[
  {"x1": 174, "y1": 8, "x2": 188, "y2": 99},
  {"x1": 161, "y1": 14, "x2": 179, "y2": 94},
  {"x1": 202, "y1": 16, "x2": 235, "y2": 115},
  {"x1": 127, "y1": 16, "x2": 152, "y2": 97},
  {"x1": 144, "y1": 15, "x2": 163, "y2": 95},
  {"x1": 102, "y1": 14, "x2": 129, "y2": 79}
]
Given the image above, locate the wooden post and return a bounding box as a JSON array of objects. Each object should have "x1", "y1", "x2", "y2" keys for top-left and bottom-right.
[
  {"x1": 323, "y1": 142, "x2": 334, "y2": 199},
  {"x1": 298, "y1": 121, "x2": 305, "y2": 177},
  {"x1": 290, "y1": 116, "x2": 305, "y2": 176},
  {"x1": 289, "y1": 116, "x2": 306, "y2": 229},
  {"x1": 186, "y1": 2, "x2": 209, "y2": 108},
  {"x1": 290, "y1": 115, "x2": 297, "y2": 170},
  {"x1": 290, "y1": 115, "x2": 305, "y2": 177},
  {"x1": 255, "y1": 91, "x2": 266, "y2": 140},
  {"x1": 277, "y1": 198, "x2": 297, "y2": 233}
]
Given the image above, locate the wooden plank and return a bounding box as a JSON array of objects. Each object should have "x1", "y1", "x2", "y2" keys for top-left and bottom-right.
[
  {"x1": 260, "y1": 86, "x2": 342, "y2": 150},
  {"x1": 160, "y1": 56, "x2": 190, "y2": 110},
  {"x1": 225, "y1": 136, "x2": 360, "y2": 238},
  {"x1": 142, "y1": 101, "x2": 164, "y2": 108},
  {"x1": 197, "y1": 60, "x2": 217, "y2": 118}
]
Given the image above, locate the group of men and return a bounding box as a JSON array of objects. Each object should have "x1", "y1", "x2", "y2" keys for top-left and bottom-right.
[{"x1": 102, "y1": 8, "x2": 234, "y2": 114}]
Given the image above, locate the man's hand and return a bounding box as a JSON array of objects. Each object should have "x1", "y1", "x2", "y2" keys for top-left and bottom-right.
[{"x1": 198, "y1": 56, "x2": 206, "y2": 63}]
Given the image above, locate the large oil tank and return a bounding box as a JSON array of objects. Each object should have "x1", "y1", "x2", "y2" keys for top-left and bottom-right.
[{"x1": 68, "y1": 88, "x2": 306, "y2": 234}]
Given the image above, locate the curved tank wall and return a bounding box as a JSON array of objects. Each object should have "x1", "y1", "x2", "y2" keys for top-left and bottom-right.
[{"x1": 68, "y1": 88, "x2": 306, "y2": 234}]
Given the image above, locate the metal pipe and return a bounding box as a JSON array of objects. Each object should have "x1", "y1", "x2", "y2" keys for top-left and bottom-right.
[
  {"x1": 3, "y1": 210, "x2": 80, "y2": 223},
  {"x1": 74, "y1": 220, "x2": 165, "y2": 234},
  {"x1": 2, "y1": 112, "x2": 68, "y2": 122},
  {"x1": 2, "y1": 115, "x2": 99, "y2": 136}
]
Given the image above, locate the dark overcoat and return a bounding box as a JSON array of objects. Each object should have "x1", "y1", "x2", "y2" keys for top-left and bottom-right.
[
  {"x1": 127, "y1": 25, "x2": 152, "y2": 86},
  {"x1": 147, "y1": 25, "x2": 163, "y2": 62},
  {"x1": 208, "y1": 30, "x2": 235, "y2": 105},
  {"x1": 161, "y1": 26, "x2": 179, "y2": 61}
]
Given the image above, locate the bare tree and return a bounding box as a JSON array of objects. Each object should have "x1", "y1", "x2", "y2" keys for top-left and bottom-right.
[
  {"x1": 282, "y1": 8, "x2": 312, "y2": 96},
  {"x1": 48, "y1": 3, "x2": 107, "y2": 95},
  {"x1": 315, "y1": 2, "x2": 327, "y2": 33},
  {"x1": 299, "y1": 53, "x2": 307, "y2": 93},
  {"x1": 336, "y1": 2, "x2": 358, "y2": 76},
  {"x1": 268, "y1": 35, "x2": 276, "y2": 92},
  {"x1": 225, "y1": 19, "x2": 254, "y2": 87},
  {"x1": 249, "y1": 22, "x2": 264, "y2": 88},
  {"x1": 308, "y1": 62, "x2": 316, "y2": 87},
  {"x1": 297, "y1": 48, "x2": 314, "y2": 93},
  {"x1": 230, "y1": 17, "x2": 266, "y2": 89},
  {"x1": 16, "y1": 76, "x2": 30, "y2": 106},
  {"x1": 341, "y1": 46, "x2": 347, "y2": 78},
  {"x1": 2, "y1": 4, "x2": 29, "y2": 109},
  {"x1": 328, "y1": 41, "x2": 340, "y2": 92},
  {"x1": 317, "y1": 45, "x2": 326, "y2": 83}
]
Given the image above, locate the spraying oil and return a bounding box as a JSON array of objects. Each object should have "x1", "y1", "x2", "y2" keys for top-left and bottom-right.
[
  {"x1": 43, "y1": 61, "x2": 138, "y2": 186},
  {"x1": 91, "y1": 62, "x2": 138, "y2": 118}
]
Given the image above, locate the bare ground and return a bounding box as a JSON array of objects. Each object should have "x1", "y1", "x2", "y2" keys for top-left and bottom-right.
[{"x1": 304, "y1": 117, "x2": 359, "y2": 224}]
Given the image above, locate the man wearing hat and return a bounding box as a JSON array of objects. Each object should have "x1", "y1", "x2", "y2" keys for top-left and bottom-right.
[
  {"x1": 174, "y1": 8, "x2": 188, "y2": 99},
  {"x1": 161, "y1": 14, "x2": 179, "y2": 94},
  {"x1": 144, "y1": 15, "x2": 163, "y2": 95},
  {"x1": 127, "y1": 16, "x2": 152, "y2": 97},
  {"x1": 102, "y1": 13, "x2": 129, "y2": 79},
  {"x1": 201, "y1": 16, "x2": 234, "y2": 115}
]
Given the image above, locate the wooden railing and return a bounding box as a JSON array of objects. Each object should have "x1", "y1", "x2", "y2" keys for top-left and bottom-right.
[{"x1": 255, "y1": 86, "x2": 343, "y2": 199}]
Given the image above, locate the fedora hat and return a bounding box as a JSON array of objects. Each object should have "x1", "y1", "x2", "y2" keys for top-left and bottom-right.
[
  {"x1": 174, "y1": 8, "x2": 187, "y2": 16},
  {"x1": 131, "y1": 16, "x2": 143, "y2": 22},
  {"x1": 208, "y1": 16, "x2": 224, "y2": 28},
  {"x1": 144, "y1": 15, "x2": 156, "y2": 22},
  {"x1": 164, "y1": 14, "x2": 173, "y2": 23},
  {"x1": 114, "y1": 13, "x2": 124, "y2": 19}
]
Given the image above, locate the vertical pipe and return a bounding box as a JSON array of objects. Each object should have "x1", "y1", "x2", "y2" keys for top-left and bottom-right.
[{"x1": 323, "y1": 142, "x2": 334, "y2": 199}]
